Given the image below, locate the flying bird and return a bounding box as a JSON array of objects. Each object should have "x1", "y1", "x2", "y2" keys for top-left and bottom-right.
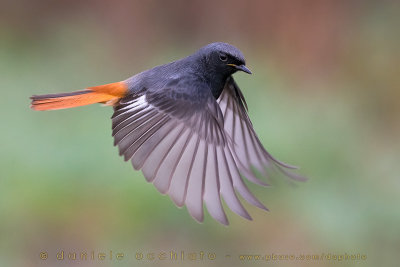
[{"x1": 30, "y1": 42, "x2": 305, "y2": 225}]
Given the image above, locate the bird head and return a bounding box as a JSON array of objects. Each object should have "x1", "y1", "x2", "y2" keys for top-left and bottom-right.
[{"x1": 198, "y1": 42, "x2": 252, "y2": 77}]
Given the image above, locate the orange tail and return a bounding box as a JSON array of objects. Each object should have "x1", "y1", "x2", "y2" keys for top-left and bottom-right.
[{"x1": 30, "y1": 81, "x2": 128, "y2": 111}]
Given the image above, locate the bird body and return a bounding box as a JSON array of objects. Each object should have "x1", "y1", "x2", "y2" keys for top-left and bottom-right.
[{"x1": 31, "y1": 42, "x2": 305, "y2": 225}]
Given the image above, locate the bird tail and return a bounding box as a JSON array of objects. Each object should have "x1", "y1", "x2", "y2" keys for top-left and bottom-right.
[{"x1": 30, "y1": 81, "x2": 128, "y2": 111}]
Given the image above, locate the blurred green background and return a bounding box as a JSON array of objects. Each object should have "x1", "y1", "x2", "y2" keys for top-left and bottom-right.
[{"x1": 1, "y1": 1, "x2": 399, "y2": 266}]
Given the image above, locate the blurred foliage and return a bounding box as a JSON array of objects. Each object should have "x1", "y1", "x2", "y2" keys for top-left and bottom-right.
[{"x1": 0, "y1": 1, "x2": 399, "y2": 267}]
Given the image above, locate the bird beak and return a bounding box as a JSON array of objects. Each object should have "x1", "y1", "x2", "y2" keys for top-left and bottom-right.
[{"x1": 227, "y1": 64, "x2": 252, "y2": 74}]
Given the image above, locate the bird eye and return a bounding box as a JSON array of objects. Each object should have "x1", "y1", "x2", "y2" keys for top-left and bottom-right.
[{"x1": 219, "y1": 54, "x2": 228, "y2": 62}]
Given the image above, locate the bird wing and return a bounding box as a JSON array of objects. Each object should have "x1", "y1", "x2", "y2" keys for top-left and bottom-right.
[
  {"x1": 217, "y1": 77, "x2": 307, "y2": 183},
  {"x1": 112, "y1": 82, "x2": 269, "y2": 225}
]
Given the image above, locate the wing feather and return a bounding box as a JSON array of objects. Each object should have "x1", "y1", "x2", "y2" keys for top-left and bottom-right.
[
  {"x1": 152, "y1": 128, "x2": 192, "y2": 194},
  {"x1": 203, "y1": 144, "x2": 228, "y2": 225},
  {"x1": 218, "y1": 77, "x2": 306, "y2": 182},
  {"x1": 131, "y1": 120, "x2": 179, "y2": 170},
  {"x1": 217, "y1": 146, "x2": 252, "y2": 220},
  {"x1": 142, "y1": 123, "x2": 185, "y2": 182},
  {"x1": 110, "y1": 77, "x2": 304, "y2": 225},
  {"x1": 168, "y1": 133, "x2": 199, "y2": 207},
  {"x1": 185, "y1": 138, "x2": 207, "y2": 222}
]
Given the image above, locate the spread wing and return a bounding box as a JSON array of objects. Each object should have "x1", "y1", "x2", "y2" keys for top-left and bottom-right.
[
  {"x1": 218, "y1": 77, "x2": 307, "y2": 182},
  {"x1": 112, "y1": 82, "x2": 268, "y2": 225}
]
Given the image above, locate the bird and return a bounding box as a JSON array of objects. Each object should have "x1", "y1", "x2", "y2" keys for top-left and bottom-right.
[{"x1": 30, "y1": 42, "x2": 305, "y2": 225}]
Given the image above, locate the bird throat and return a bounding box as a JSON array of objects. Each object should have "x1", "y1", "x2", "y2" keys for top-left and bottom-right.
[{"x1": 209, "y1": 74, "x2": 231, "y2": 99}]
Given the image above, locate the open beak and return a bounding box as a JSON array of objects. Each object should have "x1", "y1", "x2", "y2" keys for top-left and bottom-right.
[{"x1": 227, "y1": 64, "x2": 252, "y2": 74}]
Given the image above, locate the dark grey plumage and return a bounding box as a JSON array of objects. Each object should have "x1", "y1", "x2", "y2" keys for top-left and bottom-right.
[{"x1": 112, "y1": 42, "x2": 305, "y2": 225}]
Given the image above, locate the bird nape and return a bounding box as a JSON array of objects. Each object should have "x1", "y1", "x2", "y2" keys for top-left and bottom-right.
[{"x1": 30, "y1": 42, "x2": 306, "y2": 225}]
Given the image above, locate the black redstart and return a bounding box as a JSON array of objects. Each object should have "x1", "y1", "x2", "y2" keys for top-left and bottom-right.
[{"x1": 31, "y1": 42, "x2": 305, "y2": 225}]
